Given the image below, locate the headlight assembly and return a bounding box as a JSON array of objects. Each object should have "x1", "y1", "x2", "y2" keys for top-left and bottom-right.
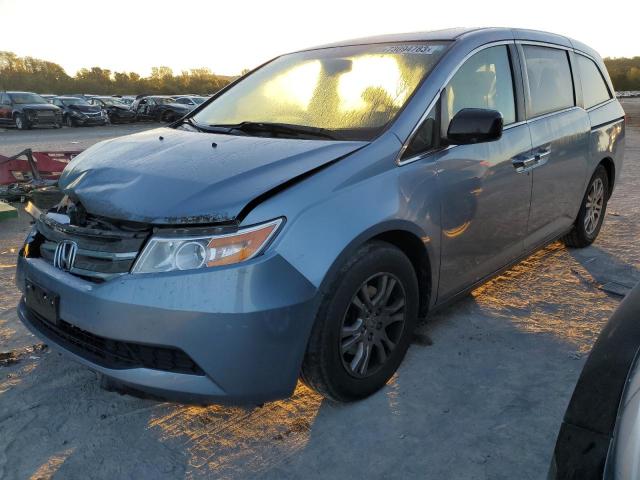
[{"x1": 132, "y1": 218, "x2": 283, "y2": 274}]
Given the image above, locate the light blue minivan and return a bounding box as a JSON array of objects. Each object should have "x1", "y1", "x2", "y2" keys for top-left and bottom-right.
[{"x1": 16, "y1": 27, "x2": 625, "y2": 403}]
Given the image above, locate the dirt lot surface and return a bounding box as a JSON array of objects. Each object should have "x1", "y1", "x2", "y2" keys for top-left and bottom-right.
[{"x1": 0, "y1": 101, "x2": 639, "y2": 479}]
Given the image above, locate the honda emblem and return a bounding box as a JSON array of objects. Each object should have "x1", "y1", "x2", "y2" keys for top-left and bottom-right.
[{"x1": 53, "y1": 240, "x2": 78, "y2": 271}]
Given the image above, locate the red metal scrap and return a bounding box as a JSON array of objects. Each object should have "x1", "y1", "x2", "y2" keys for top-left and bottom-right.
[{"x1": 0, "y1": 150, "x2": 80, "y2": 185}]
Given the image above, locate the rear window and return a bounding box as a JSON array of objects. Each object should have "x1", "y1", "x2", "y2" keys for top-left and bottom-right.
[
  {"x1": 523, "y1": 46, "x2": 574, "y2": 118},
  {"x1": 577, "y1": 54, "x2": 611, "y2": 109}
]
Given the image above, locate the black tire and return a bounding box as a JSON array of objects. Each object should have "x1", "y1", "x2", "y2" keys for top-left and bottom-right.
[
  {"x1": 65, "y1": 115, "x2": 75, "y2": 128},
  {"x1": 301, "y1": 241, "x2": 419, "y2": 402},
  {"x1": 14, "y1": 113, "x2": 28, "y2": 130},
  {"x1": 562, "y1": 165, "x2": 609, "y2": 248}
]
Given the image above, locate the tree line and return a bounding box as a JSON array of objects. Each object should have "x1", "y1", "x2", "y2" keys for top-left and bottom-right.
[
  {"x1": 604, "y1": 57, "x2": 640, "y2": 91},
  {"x1": 2, "y1": 50, "x2": 640, "y2": 95},
  {"x1": 0, "y1": 51, "x2": 236, "y2": 95}
]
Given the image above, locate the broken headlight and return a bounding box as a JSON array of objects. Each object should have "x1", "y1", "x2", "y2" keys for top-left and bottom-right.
[{"x1": 131, "y1": 218, "x2": 283, "y2": 274}]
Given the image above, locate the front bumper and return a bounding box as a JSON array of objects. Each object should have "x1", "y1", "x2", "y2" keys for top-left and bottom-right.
[
  {"x1": 16, "y1": 253, "x2": 319, "y2": 404},
  {"x1": 25, "y1": 113, "x2": 62, "y2": 126}
]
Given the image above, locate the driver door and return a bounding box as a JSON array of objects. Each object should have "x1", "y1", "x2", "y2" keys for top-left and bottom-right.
[{"x1": 435, "y1": 44, "x2": 534, "y2": 300}]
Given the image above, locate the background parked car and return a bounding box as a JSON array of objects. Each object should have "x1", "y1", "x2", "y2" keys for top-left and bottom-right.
[
  {"x1": 173, "y1": 95, "x2": 207, "y2": 110},
  {"x1": 88, "y1": 96, "x2": 136, "y2": 123},
  {"x1": 40, "y1": 94, "x2": 57, "y2": 103},
  {"x1": 52, "y1": 96, "x2": 107, "y2": 127},
  {"x1": 0, "y1": 91, "x2": 62, "y2": 129},
  {"x1": 131, "y1": 95, "x2": 190, "y2": 122}
]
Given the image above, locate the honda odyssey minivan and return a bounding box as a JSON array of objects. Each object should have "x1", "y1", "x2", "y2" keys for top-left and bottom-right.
[{"x1": 16, "y1": 27, "x2": 625, "y2": 403}]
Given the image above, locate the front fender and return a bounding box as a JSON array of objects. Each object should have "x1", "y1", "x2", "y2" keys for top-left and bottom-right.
[{"x1": 242, "y1": 131, "x2": 441, "y2": 309}]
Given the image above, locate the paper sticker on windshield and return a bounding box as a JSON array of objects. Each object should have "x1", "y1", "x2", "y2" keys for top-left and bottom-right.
[{"x1": 383, "y1": 45, "x2": 444, "y2": 55}]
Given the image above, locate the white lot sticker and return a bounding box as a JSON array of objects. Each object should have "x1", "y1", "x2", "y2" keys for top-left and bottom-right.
[{"x1": 383, "y1": 45, "x2": 444, "y2": 55}]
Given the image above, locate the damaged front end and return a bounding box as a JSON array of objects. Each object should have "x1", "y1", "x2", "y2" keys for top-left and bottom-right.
[{"x1": 23, "y1": 201, "x2": 154, "y2": 283}]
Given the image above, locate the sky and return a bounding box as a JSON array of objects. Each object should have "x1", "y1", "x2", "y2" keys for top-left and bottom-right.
[{"x1": 1, "y1": 0, "x2": 638, "y2": 77}]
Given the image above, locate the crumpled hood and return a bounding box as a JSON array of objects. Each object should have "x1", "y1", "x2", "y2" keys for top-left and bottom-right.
[
  {"x1": 58, "y1": 127, "x2": 367, "y2": 224},
  {"x1": 68, "y1": 104, "x2": 101, "y2": 113}
]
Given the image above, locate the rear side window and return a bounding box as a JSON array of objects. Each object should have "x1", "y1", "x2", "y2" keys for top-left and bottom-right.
[
  {"x1": 523, "y1": 45, "x2": 574, "y2": 117},
  {"x1": 577, "y1": 54, "x2": 611, "y2": 109},
  {"x1": 444, "y1": 45, "x2": 516, "y2": 126}
]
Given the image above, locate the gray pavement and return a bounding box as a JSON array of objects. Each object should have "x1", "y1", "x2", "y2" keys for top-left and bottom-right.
[{"x1": 0, "y1": 100, "x2": 638, "y2": 479}]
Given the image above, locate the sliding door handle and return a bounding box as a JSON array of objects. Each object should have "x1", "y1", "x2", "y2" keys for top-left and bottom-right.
[{"x1": 512, "y1": 155, "x2": 538, "y2": 171}]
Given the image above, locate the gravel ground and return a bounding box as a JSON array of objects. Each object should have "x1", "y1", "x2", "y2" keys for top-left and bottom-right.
[{"x1": 0, "y1": 100, "x2": 638, "y2": 479}]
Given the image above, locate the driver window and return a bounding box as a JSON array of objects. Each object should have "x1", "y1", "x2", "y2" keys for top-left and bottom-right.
[{"x1": 443, "y1": 46, "x2": 516, "y2": 129}]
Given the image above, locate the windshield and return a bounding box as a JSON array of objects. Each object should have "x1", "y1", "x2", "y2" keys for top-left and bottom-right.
[
  {"x1": 193, "y1": 42, "x2": 448, "y2": 140},
  {"x1": 61, "y1": 98, "x2": 89, "y2": 106},
  {"x1": 9, "y1": 93, "x2": 49, "y2": 104},
  {"x1": 191, "y1": 97, "x2": 205, "y2": 104}
]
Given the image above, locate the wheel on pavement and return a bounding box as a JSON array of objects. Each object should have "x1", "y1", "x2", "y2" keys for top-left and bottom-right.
[
  {"x1": 301, "y1": 241, "x2": 419, "y2": 402},
  {"x1": 14, "y1": 113, "x2": 28, "y2": 130},
  {"x1": 562, "y1": 165, "x2": 609, "y2": 248}
]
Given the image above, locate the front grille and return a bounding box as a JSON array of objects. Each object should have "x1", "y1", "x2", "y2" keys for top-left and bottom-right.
[
  {"x1": 33, "y1": 215, "x2": 148, "y2": 282},
  {"x1": 28, "y1": 307, "x2": 204, "y2": 375},
  {"x1": 28, "y1": 110, "x2": 59, "y2": 122}
]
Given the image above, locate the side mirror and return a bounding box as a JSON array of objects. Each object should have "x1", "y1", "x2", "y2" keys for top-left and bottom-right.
[{"x1": 446, "y1": 108, "x2": 503, "y2": 145}]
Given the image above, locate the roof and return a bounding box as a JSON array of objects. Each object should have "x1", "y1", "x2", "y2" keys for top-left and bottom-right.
[
  {"x1": 300, "y1": 27, "x2": 600, "y2": 59},
  {"x1": 309, "y1": 27, "x2": 485, "y2": 49}
]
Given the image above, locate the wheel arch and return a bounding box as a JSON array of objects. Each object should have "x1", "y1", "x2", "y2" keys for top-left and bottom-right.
[
  {"x1": 319, "y1": 221, "x2": 436, "y2": 319},
  {"x1": 599, "y1": 157, "x2": 615, "y2": 198}
]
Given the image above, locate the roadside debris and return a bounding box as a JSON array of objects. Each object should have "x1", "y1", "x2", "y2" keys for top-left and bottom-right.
[
  {"x1": 0, "y1": 148, "x2": 80, "y2": 208},
  {"x1": 0, "y1": 344, "x2": 47, "y2": 367}
]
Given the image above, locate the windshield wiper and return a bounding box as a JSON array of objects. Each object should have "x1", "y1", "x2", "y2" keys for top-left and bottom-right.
[
  {"x1": 209, "y1": 121, "x2": 341, "y2": 140},
  {"x1": 179, "y1": 117, "x2": 231, "y2": 134}
]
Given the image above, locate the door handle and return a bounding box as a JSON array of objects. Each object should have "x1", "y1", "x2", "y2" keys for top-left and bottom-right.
[
  {"x1": 535, "y1": 149, "x2": 551, "y2": 165},
  {"x1": 512, "y1": 155, "x2": 538, "y2": 172}
]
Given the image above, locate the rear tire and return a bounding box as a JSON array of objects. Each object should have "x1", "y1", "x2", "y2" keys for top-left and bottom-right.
[
  {"x1": 301, "y1": 241, "x2": 419, "y2": 402},
  {"x1": 562, "y1": 165, "x2": 609, "y2": 248},
  {"x1": 65, "y1": 115, "x2": 75, "y2": 128}
]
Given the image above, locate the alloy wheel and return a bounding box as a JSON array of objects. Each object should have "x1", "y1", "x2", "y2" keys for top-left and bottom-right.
[
  {"x1": 340, "y1": 272, "x2": 406, "y2": 378},
  {"x1": 584, "y1": 177, "x2": 604, "y2": 236}
]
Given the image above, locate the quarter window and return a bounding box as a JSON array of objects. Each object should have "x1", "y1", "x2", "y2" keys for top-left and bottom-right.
[
  {"x1": 444, "y1": 45, "x2": 516, "y2": 127},
  {"x1": 402, "y1": 107, "x2": 438, "y2": 159},
  {"x1": 577, "y1": 54, "x2": 611, "y2": 109},
  {"x1": 523, "y1": 45, "x2": 574, "y2": 117}
]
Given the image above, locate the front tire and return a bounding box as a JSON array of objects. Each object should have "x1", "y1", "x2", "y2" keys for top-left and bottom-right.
[
  {"x1": 14, "y1": 113, "x2": 28, "y2": 130},
  {"x1": 65, "y1": 115, "x2": 75, "y2": 128},
  {"x1": 301, "y1": 241, "x2": 419, "y2": 402},
  {"x1": 562, "y1": 165, "x2": 609, "y2": 248}
]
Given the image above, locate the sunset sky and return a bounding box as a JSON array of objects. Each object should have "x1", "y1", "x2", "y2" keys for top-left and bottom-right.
[{"x1": 1, "y1": 0, "x2": 638, "y2": 77}]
